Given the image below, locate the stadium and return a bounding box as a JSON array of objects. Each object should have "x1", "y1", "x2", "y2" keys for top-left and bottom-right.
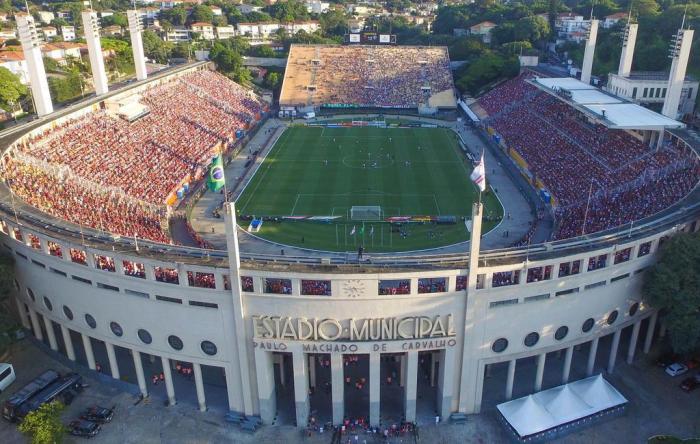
[{"x1": 1, "y1": 17, "x2": 699, "y2": 440}]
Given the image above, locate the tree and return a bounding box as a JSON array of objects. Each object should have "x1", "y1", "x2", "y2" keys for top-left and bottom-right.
[
  {"x1": 190, "y1": 4, "x2": 214, "y2": 24},
  {"x1": 210, "y1": 41, "x2": 243, "y2": 73},
  {"x1": 319, "y1": 9, "x2": 349, "y2": 37},
  {"x1": 0, "y1": 67, "x2": 27, "y2": 112},
  {"x1": 264, "y1": 71, "x2": 281, "y2": 89},
  {"x1": 101, "y1": 13, "x2": 128, "y2": 28},
  {"x1": 0, "y1": 253, "x2": 16, "y2": 354},
  {"x1": 160, "y1": 6, "x2": 188, "y2": 26},
  {"x1": 268, "y1": 0, "x2": 309, "y2": 22},
  {"x1": 18, "y1": 400, "x2": 66, "y2": 444},
  {"x1": 643, "y1": 233, "x2": 700, "y2": 355},
  {"x1": 454, "y1": 52, "x2": 519, "y2": 94},
  {"x1": 633, "y1": 0, "x2": 660, "y2": 17},
  {"x1": 142, "y1": 30, "x2": 172, "y2": 63}
]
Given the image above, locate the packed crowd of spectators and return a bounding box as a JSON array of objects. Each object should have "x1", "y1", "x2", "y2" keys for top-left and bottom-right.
[
  {"x1": 123, "y1": 260, "x2": 146, "y2": 278},
  {"x1": 301, "y1": 279, "x2": 331, "y2": 296},
  {"x1": 187, "y1": 271, "x2": 216, "y2": 289},
  {"x1": 70, "y1": 248, "x2": 87, "y2": 265},
  {"x1": 241, "y1": 276, "x2": 254, "y2": 292},
  {"x1": 378, "y1": 279, "x2": 410, "y2": 295},
  {"x1": 478, "y1": 73, "x2": 700, "y2": 240},
  {"x1": 155, "y1": 266, "x2": 179, "y2": 284},
  {"x1": 306, "y1": 46, "x2": 454, "y2": 108},
  {"x1": 418, "y1": 278, "x2": 446, "y2": 293},
  {"x1": 2, "y1": 70, "x2": 266, "y2": 244},
  {"x1": 265, "y1": 278, "x2": 292, "y2": 294}
]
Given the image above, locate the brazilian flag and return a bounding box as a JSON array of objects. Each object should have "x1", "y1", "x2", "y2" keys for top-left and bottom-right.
[{"x1": 207, "y1": 155, "x2": 225, "y2": 192}]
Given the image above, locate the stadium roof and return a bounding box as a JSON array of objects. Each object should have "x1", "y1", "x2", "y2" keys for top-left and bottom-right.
[{"x1": 531, "y1": 77, "x2": 685, "y2": 130}]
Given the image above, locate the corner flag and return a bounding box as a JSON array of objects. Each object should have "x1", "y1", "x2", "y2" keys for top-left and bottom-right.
[
  {"x1": 470, "y1": 152, "x2": 486, "y2": 192},
  {"x1": 207, "y1": 154, "x2": 225, "y2": 192}
]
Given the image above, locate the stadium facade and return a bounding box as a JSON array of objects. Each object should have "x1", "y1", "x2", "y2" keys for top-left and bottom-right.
[{"x1": 1, "y1": 56, "x2": 698, "y2": 429}]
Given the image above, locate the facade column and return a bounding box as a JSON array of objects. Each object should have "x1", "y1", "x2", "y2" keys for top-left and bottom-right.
[
  {"x1": 586, "y1": 337, "x2": 599, "y2": 376},
  {"x1": 437, "y1": 347, "x2": 455, "y2": 421},
  {"x1": 292, "y1": 351, "x2": 309, "y2": 428},
  {"x1": 254, "y1": 348, "x2": 276, "y2": 424},
  {"x1": 430, "y1": 352, "x2": 438, "y2": 387},
  {"x1": 308, "y1": 355, "x2": 316, "y2": 388},
  {"x1": 193, "y1": 363, "x2": 207, "y2": 412},
  {"x1": 105, "y1": 342, "x2": 120, "y2": 379},
  {"x1": 607, "y1": 330, "x2": 622, "y2": 373},
  {"x1": 400, "y1": 354, "x2": 407, "y2": 387},
  {"x1": 278, "y1": 355, "x2": 286, "y2": 387},
  {"x1": 331, "y1": 353, "x2": 344, "y2": 425},
  {"x1": 162, "y1": 357, "x2": 176, "y2": 406},
  {"x1": 505, "y1": 359, "x2": 516, "y2": 400},
  {"x1": 626, "y1": 321, "x2": 641, "y2": 364},
  {"x1": 643, "y1": 311, "x2": 658, "y2": 354},
  {"x1": 43, "y1": 316, "x2": 58, "y2": 351},
  {"x1": 369, "y1": 353, "x2": 380, "y2": 427},
  {"x1": 15, "y1": 297, "x2": 30, "y2": 329},
  {"x1": 404, "y1": 351, "x2": 418, "y2": 423},
  {"x1": 82, "y1": 334, "x2": 96, "y2": 370},
  {"x1": 534, "y1": 354, "x2": 545, "y2": 392},
  {"x1": 562, "y1": 346, "x2": 573, "y2": 384},
  {"x1": 132, "y1": 350, "x2": 148, "y2": 397},
  {"x1": 60, "y1": 325, "x2": 75, "y2": 361},
  {"x1": 28, "y1": 308, "x2": 43, "y2": 341}
]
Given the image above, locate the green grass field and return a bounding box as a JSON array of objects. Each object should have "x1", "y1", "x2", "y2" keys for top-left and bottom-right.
[{"x1": 236, "y1": 126, "x2": 503, "y2": 252}]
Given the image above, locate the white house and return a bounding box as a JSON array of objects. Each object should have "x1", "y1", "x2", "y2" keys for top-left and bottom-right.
[
  {"x1": 305, "y1": 0, "x2": 330, "y2": 14},
  {"x1": 603, "y1": 12, "x2": 628, "y2": 29},
  {"x1": 237, "y1": 4, "x2": 263, "y2": 14},
  {"x1": 555, "y1": 14, "x2": 589, "y2": 42},
  {"x1": 0, "y1": 28, "x2": 16, "y2": 39},
  {"x1": 469, "y1": 21, "x2": 496, "y2": 44},
  {"x1": 216, "y1": 25, "x2": 236, "y2": 39},
  {"x1": 210, "y1": 6, "x2": 223, "y2": 16},
  {"x1": 61, "y1": 25, "x2": 76, "y2": 41},
  {"x1": 190, "y1": 22, "x2": 215, "y2": 40},
  {"x1": 0, "y1": 51, "x2": 28, "y2": 84},
  {"x1": 36, "y1": 10, "x2": 55, "y2": 24},
  {"x1": 236, "y1": 21, "x2": 319, "y2": 39},
  {"x1": 165, "y1": 27, "x2": 191, "y2": 42},
  {"x1": 41, "y1": 26, "x2": 58, "y2": 40}
]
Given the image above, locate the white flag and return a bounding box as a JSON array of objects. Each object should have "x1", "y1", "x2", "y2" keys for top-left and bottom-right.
[
  {"x1": 350, "y1": 225, "x2": 356, "y2": 235},
  {"x1": 470, "y1": 152, "x2": 486, "y2": 192}
]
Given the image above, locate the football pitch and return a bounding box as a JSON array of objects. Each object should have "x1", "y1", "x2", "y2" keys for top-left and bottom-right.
[{"x1": 236, "y1": 126, "x2": 503, "y2": 252}]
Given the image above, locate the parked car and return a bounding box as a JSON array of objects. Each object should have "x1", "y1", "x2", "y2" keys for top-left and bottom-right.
[
  {"x1": 680, "y1": 374, "x2": 700, "y2": 392},
  {"x1": 68, "y1": 419, "x2": 101, "y2": 438},
  {"x1": 80, "y1": 405, "x2": 114, "y2": 423},
  {"x1": 666, "y1": 363, "x2": 689, "y2": 377},
  {"x1": 0, "y1": 363, "x2": 16, "y2": 393},
  {"x1": 657, "y1": 353, "x2": 681, "y2": 368}
]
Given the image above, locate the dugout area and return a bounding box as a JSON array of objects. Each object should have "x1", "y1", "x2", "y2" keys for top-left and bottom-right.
[{"x1": 234, "y1": 125, "x2": 503, "y2": 252}]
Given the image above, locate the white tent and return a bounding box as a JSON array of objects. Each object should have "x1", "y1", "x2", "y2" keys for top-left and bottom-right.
[{"x1": 497, "y1": 374, "x2": 628, "y2": 441}]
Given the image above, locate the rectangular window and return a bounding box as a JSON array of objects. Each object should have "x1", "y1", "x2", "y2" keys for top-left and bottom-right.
[
  {"x1": 94, "y1": 255, "x2": 115, "y2": 272},
  {"x1": 526, "y1": 265, "x2": 553, "y2": 283},
  {"x1": 156, "y1": 295, "x2": 182, "y2": 304},
  {"x1": 123, "y1": 261, "x2": 146, "y2": 279},
  {"x1": 379, "y1": 279, "x2": 410, "y2": 295},
  {"x1": 418, "y1": 278, "x2": 447, "y2": 294},
  {"x1": 70, "y1": 249, "x2": 87, "y2": 265},
  {"x1": 638, "y1": 241, "x2": 652, "y2": 257},
  {"x1": 658, "y1": 236, "x2": 668, "y2": 249},
  {"x1": 72, "y1": 275, "x2": 92, "y2": 285},
  {"x1": 555, "y1": 287, "x2": 579, "y2": 296},
  {"x1": 559, "y1": 259, "x2": 581, "y2": 277},
  {"x1": 456, "y1": 275, "x2": 468, "y2": 291},
  {"x1": 47, "y1": 241, "x2": 62, "y2": 258},
  {"x1": 584, "y1": 281, "x2": 606, "y2": 290},
  {"x1": 31, "y1": 260, "x2": 45, "y2": 268},
  {"x1": 241, "y1": 276, "x2": 254, "y2": 292},
  {"x1": 643, "y1": 87, "x2": 648, "y2": 97},
  {"x1": 50, "y1": 268, "x2": 67, "y2": 277},
  {"x1": 264, "y1": 278, "x2": 292, "y2": 295},
  {"x1": 12, "y1": 228, "x2": 22, "y2": 242},
  {"x1": 634, "y1": 267, "x2": 647, "y2": 275},
  {"x1": 662, "y1": 88, "x2": 667, "y2": 98},
  {"x1": 301, "y1": 280, "x2": 332, "y2": 296},
  {"x1": 476, "y1": 274, "x2": 485, "y2": 290},
  {"x1": 489, "y1": 298, "x2": 519, "y2": 308},
  {"x1": 15, "y1": 251, "x2": 27, "y2": 260},
  {"x1": 189, "y1": 300, "x2": 218, "y2": 309},
  {"x1": 614, "y1": 247, "x2": 632, "y2": 264},
  {"x1": 97, "y1": 283, "x2": 119, "y2": 292},
  {"x1": 632, "y1": 87, "x2": 637, "y2": 98},
  {"x1": 155, "y1": 267, "x2": 179, "y2": 284},
  {"x1": 124, "y1": 289, "x2": 149, "y2": 298},
  {"x1": 223, "y1": 275, "x2": 231, "y2": 291},
  {"x1": 588, "y1": 254, "x2": 607, "y2": 271},
  {"x1": 28, "y1": 234, "x2": 41, "y2": 250},
  {"x1": 610, "y1": 273, "x2": 630, "y2": 282},
  {"x1": 524, "y1": 293, "x2": 550, "y2": 303},
  {"x1": 187, "y1": 271, "x2": 216, "y2": 289},
  {"x1": 492, "y1": 270, "x2": 520, "y2": 287},
  {"x1": 688, "y1": 87, "x2": 693, "y2": 99}
]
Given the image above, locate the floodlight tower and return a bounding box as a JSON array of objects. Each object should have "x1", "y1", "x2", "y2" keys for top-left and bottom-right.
[
  {"x1": 127, "y1": 10, "x2": 147, "y2": 81},
  {"x1": 662, "y1": 27, "x2": 694, "y2": 119},
  {"x1": 617, "y1": 21, "x2": 638, "y2": 77},
  {"x1": 580, "y1": 19, "x2": 599, "y2": 85},
  {"x1": 82, "y1": 10, "x2": 109, "y2": 95},
  {"x1": 16, "y1": 14, "x2": 53, "y2": 116}
]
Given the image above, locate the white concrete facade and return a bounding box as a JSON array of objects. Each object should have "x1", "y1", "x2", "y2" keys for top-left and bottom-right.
[
  {"x1": 81, "y1": 11, "x2": 109, "y2": 96},
  {"x1": 581, "y1": 19, "x2": 598, "y2": 85},
  {"x1": 127, "y1": 11, "x2": 148, "y2": 81},
  {"x1": 618, "y1": 23, "x2": 637, "y2": 78},
  {"x1": 15, "y1": 14, "x2": 53, "y2": 116},
  {"x1": 663, "y1": 29, "x2": 694, "y2": 119}
]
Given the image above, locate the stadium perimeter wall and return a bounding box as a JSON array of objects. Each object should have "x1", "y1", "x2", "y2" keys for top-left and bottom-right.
[{"x1": 1, "y1": 67, "x2": 699, "y2": 426}]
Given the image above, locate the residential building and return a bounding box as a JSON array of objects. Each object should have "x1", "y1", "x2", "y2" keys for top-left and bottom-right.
[
  {"x1": 606, "y1": 71, "x2": 699, "y2": 116},
  {"x1": 555, "y1": 14, "x2": 589, "y2": 43},
  {"x1": 0, "y1": 28, "x2": 16, "y2": 39},
  {"x1": 305, "y1": 0, "x2": 330, "y2": 14},
  {"x1": 41, "y1": 26, "x2": 58, "y2": 40},
  {"x1": 0, "y1": 51, "x2": 28, "y2": 83},
  {"x1": 165, "y1": 27, "x2": 191, "y2": 42},
  {"x1": 61, "y1": 25, "x2": 76, "y2": 41},
  {"x1": 36, "y1": 10, "x2": 55, "y2": 24},
  {"x1": 603, "y1": 12, "x2": 628, "y2": 29},
  {"x1": 190, "y1": 22, "x2": 215, "y2": 40},
  {"x1": 469, "y1": 21, "x2": 496, "y2": 43},
  {"x1": 211, "y1": 6, "x2": 223, "y2": 16},
  {"x1": 102, "y1": 25, "x2": 123, "y2": 37},
  {"x1": 237, "y1": 4, "x2": 263, "y2": 14},
  {"x1": 216, "y1": 25, "x2": 236, "y2": 40}
]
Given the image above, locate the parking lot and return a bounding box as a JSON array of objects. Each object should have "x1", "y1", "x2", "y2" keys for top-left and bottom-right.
[{"x1": 0, "y1": 337, "x2": 698, "y2": 443}]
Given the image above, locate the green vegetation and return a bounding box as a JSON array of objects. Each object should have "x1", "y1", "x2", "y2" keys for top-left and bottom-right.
[
  {"x1": 236, "y1": 126, "x2": 502, "y2": 252},
  {"x1": 18, "y1": 400, "x2": 66, "y2": 444},
  {"x1": 0, "y1": 67, "x2": 27, "y2": 113},
  {"x1": 643, "y1": 233, "x2": 700, "y2": 355}
]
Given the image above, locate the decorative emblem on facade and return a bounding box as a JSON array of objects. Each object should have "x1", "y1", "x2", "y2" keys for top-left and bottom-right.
[{"x1": 342, "y1": 279, "x2": 366, "y2": 298}]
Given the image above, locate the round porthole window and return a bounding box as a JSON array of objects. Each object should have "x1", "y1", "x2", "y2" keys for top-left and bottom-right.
[
  {"x1": 62, "y1": 305, "x2": 73, "y2": 320},
  {"x1": 524, "y1": 332, "x2": 540, "y2": 347},
  {"x1": 555, "y1": 326, "x2": 569, "y2": 341},
  {"x1": 43, "y1": 296, "x2": 52, "y2": 311},
  {"x1": 629, "y1": 302, "x2": 639, "y2": 317},
  {"x1": 491, "y1": 338, "x2": 508, "y2": 353},
  {"x1": 607, "y1": 310, "x2": 619, "y2": 325},
  {"x1": 201, "y1": 340, "x2": 218, "y2": 356},
  {"x1": 137, "y1": 329, "x2": 152, "y2": 344},
  {"x1": 85, "y1": 313, "x2": 97, "y2": 329},
  {"x1": 582, "y1": 317, "x2": 595, "y2": 333},
  {"x1": 168, "y1": 335, "x2": 183, "y2": 351},
  {"x1": 110, "y1": 321, "x2": 123, "y2": 337}
]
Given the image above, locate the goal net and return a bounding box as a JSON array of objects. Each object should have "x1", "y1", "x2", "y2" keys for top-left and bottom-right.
[{"x1": 350, "y1": 205, "x2": 382, "y2": 221}]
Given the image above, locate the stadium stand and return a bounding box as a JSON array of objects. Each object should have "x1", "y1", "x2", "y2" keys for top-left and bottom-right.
[
  {"x1": 2, "y1": 70, "x2": 265, "y2": 244},
  {"x1": 477, "y1": 73, "x2": 699, "y2": 240},
  {"x1": 280, "y1": 45, "x2": 456, "y2": 109}
]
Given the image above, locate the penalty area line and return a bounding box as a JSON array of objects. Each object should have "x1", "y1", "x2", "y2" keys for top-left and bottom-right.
[{"x1": 290, "y1": 194, "x2": 301, "y2": 216}]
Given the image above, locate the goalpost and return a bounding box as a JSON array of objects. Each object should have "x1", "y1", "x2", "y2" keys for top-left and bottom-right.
[{"x1": 350, "y1": 205, "x2": 383, "y2": 221}]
